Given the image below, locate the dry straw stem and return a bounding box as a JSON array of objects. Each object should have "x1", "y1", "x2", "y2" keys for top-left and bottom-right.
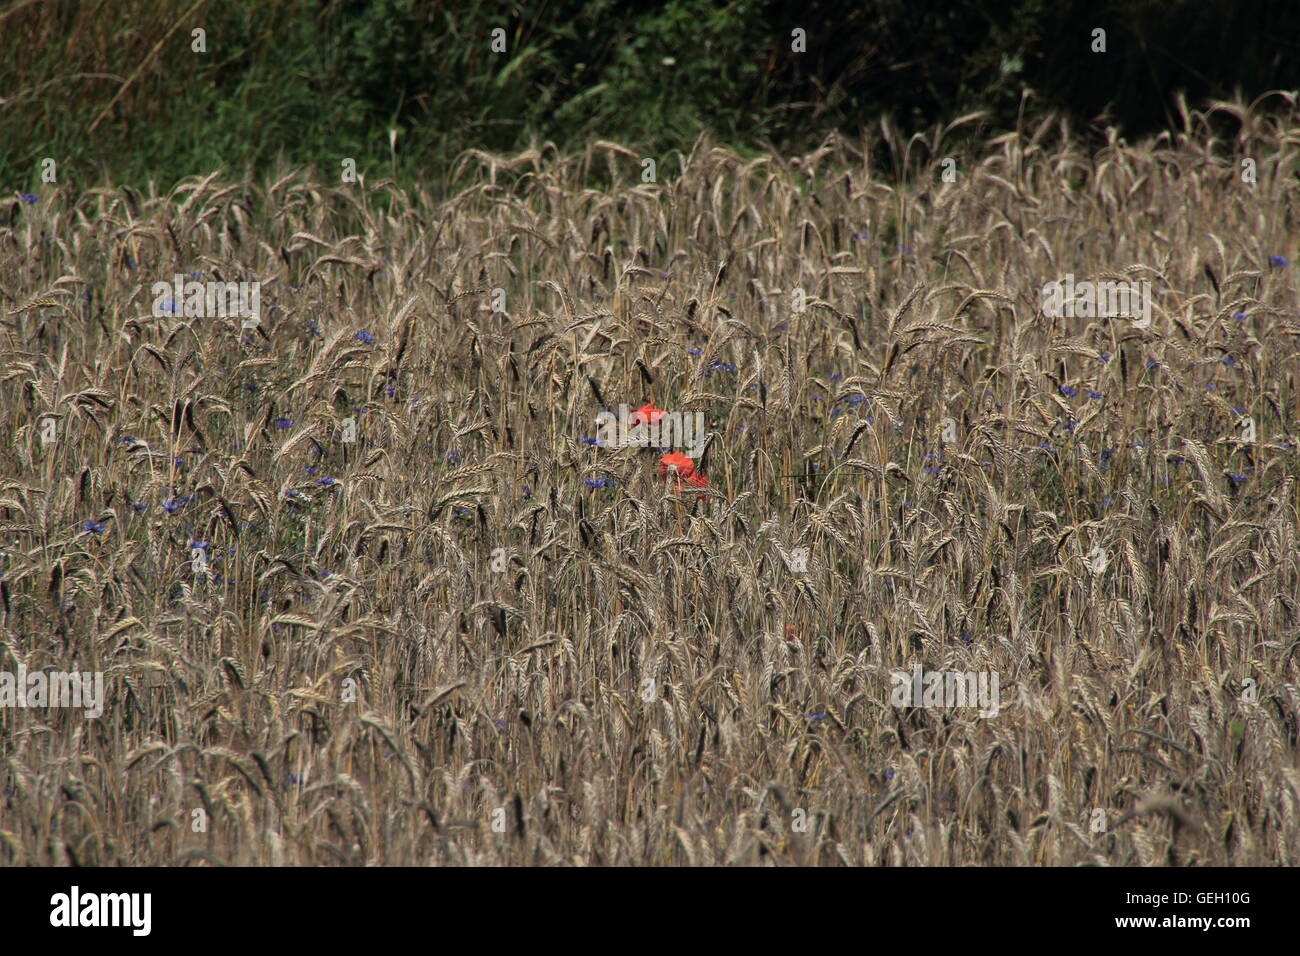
[{"x1": 87, "y1": 0, "x2": 214, "y2": 134}]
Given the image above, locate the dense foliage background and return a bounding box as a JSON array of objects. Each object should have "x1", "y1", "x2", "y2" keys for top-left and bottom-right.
[{"x1": 2, "y1": 0, "x2": 1298, "y2": 190}]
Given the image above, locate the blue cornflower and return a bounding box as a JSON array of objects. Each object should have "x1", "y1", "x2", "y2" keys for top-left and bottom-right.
[
  {"x1": 304, "y1": 465, "x2": 319, "y2": 475},
  {"x1": 1229, "y1": 472, "x2": 1247, "y2": 483},
  {"x1": 162, "y1": 495, "x2": 192, "y2": 513},
  {"x1": 1231, "y1": 406, "x2": 1245, "y2": 415},
  {"x1": 355, "y1": 330, "x2": 374, "y2": 344},
  {"x1": 1099, "y1": 352, "x2": 1111, "y2": 363},
  {"x1": 273, "y1": 416, "x2": 293, "y2": 429},
  {"x1": 1087, "y1": 391, "x2": 1102, "y2": 400},
  {"x1": 687, "y1": 347, "x2": 703, "y2": 356},
  {"x1": 1206, "y1": 383, "x2": 1216, "y2": 391},
  {"x1": 580, "y1": 436, "x2": 599, "y2": 446},
  {"x1": 19, "y1": 193, "x2": 37, "y2": 203},
  {"x1": 1223, "y1": 356, "x2": 1237, "y2": 366},
  {"x1": 81, "y1": 520, "x2": 105, "y2": 535},
  {"x1": 1059, "y1": 385, "x2": 1077, "y2": 397},
  {"x1": 850, "y1": 230, "x2": 870, "y2": 242},
  {"x1": 885, "y1": 768, "x2": 895, "y2": 781},
  {"x1": 133, "y1": 503, "x2": 147, "y2": 513},
  {"x1": 1102, "y1": 498, "x2": 1114, "y2": 508},
  {"x1": 317, "y1": 477, "x2": 336, "y2": 487},
  {"x1": 1146, "y1": 359, "x2": 1160, "y2": 368},
  {"x1": 188, "y1": 540, "x2": 210, "y2": 551},
  {"x1": 806, "y1": 712, "x2": 828, "y2": 721},
  {"x1": 187, "y1": 270, "x2": 202, "y2": 280},
  {"x1": 1269, "y1": 255, "x2": 1289, "y2": 268},
  {"x1": 1233, "y1": 312, "x2": 1247, "y2": 321},
  {"x1": 830, "y1": 372, "x2": 843, "y2": 381}
]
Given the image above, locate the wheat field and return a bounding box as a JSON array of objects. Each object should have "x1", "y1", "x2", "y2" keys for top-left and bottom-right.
[{"x1": 1, "y1": 95, "x2": 1298, "y2": 866}]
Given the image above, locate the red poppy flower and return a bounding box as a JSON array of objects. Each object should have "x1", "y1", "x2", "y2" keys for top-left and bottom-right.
[
  {"x1": 659, "y1": 452, "x2": 709, "y2": 497},
  {"x1": 630, "y1": 402, "x2": 666, "y2": 427},
  {"x1": 682, "y1": 471, "x2": 708, "y2": 489},
  {"x1": 658, "y1": 452, "x2": 695, "y2": 478}
]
